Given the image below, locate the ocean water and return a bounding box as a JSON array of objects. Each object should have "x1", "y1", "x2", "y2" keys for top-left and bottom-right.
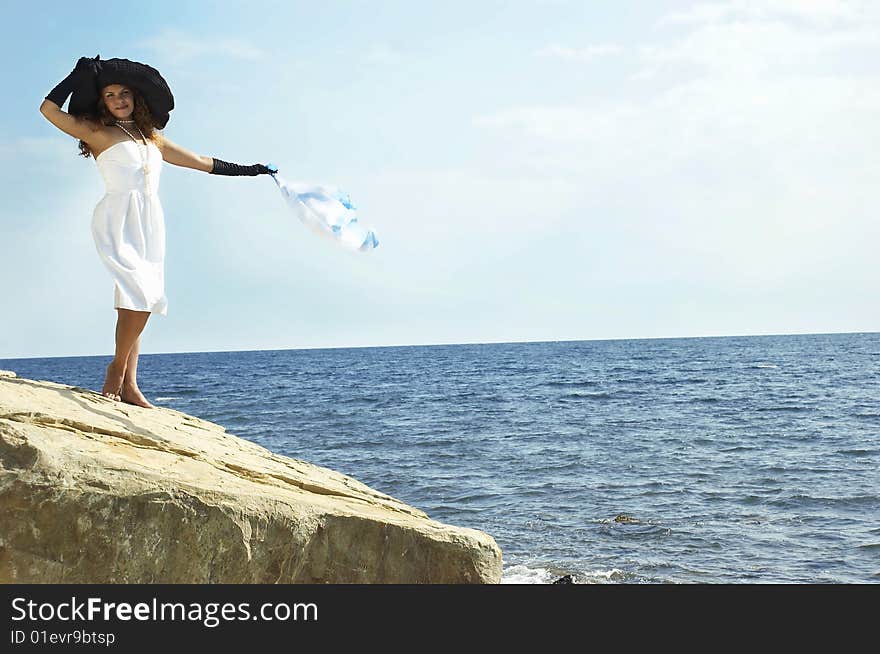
[{"x1": 3, "y1": 333, "x2": 879, "y2": 583}]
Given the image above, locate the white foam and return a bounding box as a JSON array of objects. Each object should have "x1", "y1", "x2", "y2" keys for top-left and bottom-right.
[
  {"x1": 583, "y1": 568, "x2": 625, "y2": 582},
  {"x1": 501, "y1": 564, "x2": 558, "y2": 584},
  {"x1": 501, "y1": 564, "x2": 626, "y2": 584},
  {"x1": 153, "y1": 397, "x2": 179, "y2": 402}
]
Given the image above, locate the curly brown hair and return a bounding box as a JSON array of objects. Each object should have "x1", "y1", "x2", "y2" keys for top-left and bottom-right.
[{"x1": 77, "y1": 86, "x2": 160, "y2": 158}]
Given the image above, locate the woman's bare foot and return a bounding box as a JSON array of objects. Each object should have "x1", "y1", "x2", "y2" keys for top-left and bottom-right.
[
  {"x1": 102, "y1": 360, "x2": 125, "y2": 401},
  {"x1": 120, "y1": 383, "x2": 154, "y2": 409}
]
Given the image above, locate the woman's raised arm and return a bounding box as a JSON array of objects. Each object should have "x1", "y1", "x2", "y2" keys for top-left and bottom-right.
[
  {"x1": 40, "y1": 57, "x2": 101, "y2": 143},
  {"x1": 40, "y1": 99, "x2": 100, "y2": 143}
]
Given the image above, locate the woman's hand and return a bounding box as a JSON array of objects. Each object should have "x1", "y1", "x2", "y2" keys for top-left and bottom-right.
[
  {"x1": 73, "y1": 55, "x2": 102, "y2": 77},
  {"x1": 210, "y1": 159, "x2": 278, "y2": 176},
  {"x1": 44, "y1": 54, "x2": 101, "y2": 111}
]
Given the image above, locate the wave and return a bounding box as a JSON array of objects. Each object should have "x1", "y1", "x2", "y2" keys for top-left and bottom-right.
[
  {"x1": 501, "y1": 563, "x2": 626, "y2": 584},
  {"x1": 656, "y1": 377, "x2": 710, "y2": 385},
  {"x1": 768, "y1": 493, "x2": 880, "y2": 509},
  {"x1": 558, "y1": 391, "x2": 613, "y2": 401},
  {"x1": 543, "y1": 380, "x2": 602, "y2": 389},
  {"x1": 838, "y1": 449, "x2": 878, "y2": 457},
  {"x1": 157, "y1": 388, "x2": 200, "y2": 397},
  {"x1": 501, "y1": 565, "x2": 560, "y2": 584},
  {"x1": 337, "y1": 396, "x2": 389, "y2": 406}
]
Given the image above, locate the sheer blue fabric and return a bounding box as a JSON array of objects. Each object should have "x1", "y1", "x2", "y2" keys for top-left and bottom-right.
[{"x1": 270, "y1": 171, "x2": 379, "y2": 251}]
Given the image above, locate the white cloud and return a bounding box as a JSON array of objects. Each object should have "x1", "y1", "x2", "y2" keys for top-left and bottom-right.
[
  {"x1": 659, "y1": 2, "x2": 738, "y2": 26},
  {"x1": 640, "y1": 12, "x2": 879, "y2": 80},
  {"x1": 660, "y1": 0, "x2": 869, "y2": 27},
  {"x1": 535, "y1": 43, "x2": 623, "y2": 62},
  {"x1": 473, "y1": 3, "x2": 880, "y2": 288},
  {"x1": 364, "y1": 43, "x2": 404, "y2": 65},
  {"x1": 473, "y1": 104, "x2": 629, "y2": 141},
  {"x1": 135, "y1": 28, "x2": 267, "y2": 61}
]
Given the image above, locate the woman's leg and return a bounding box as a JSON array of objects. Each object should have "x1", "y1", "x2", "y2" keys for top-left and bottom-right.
[
  {"x1": 102, "y1": 309, "x2": 150, "y2": 403},
  {"x1": 120, "y1": 336, "x2": 154, "y2": 408}
]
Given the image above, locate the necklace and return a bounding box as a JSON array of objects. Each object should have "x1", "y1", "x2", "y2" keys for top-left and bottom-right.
[{"x1": 114, "y1": 122, "x2": 152, "y2": 179}]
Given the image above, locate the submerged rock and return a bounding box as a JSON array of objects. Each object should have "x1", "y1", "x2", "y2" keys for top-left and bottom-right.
[
  {"x1": 0, "y1": 374, "x2": 502, "y2": 583},
  {"x1": 552, "y1": 574, "x2": 574, "y2": 584}
]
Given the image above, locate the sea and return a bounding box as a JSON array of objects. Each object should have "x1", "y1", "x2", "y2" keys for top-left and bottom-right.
[{"x1": 2, "y1": 333, "x2": 878, "y2": 584}]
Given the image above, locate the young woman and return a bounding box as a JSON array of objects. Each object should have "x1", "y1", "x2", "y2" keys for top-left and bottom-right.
[{"x1": 40, "y1": 56, "x2": 273, "y2": 408}]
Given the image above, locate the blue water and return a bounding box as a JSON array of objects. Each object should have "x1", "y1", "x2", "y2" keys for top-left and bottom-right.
[{"x1": 3, "y1": 333, "x2": 879, "y2": 583}]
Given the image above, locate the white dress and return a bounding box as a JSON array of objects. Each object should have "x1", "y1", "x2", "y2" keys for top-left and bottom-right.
[{"x1": 91, "y1": 139, "x2": 167, "y2": 315}]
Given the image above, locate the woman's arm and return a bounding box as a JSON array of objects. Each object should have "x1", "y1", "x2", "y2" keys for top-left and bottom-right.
[
  {"x1": 40, "y1": 99, "x2": 100, "y2": 143},
  {"x1": 155, "y1": 133, "x2": 214, "y2": 172},
  {"x1": 156, "y1": 133, "x2": 274, "y2": 176},
  {"x1": 40, "y1": 57, "x2": 102, "y2": 143}
]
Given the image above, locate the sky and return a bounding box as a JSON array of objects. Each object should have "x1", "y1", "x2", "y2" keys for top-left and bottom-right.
[{"x1": 1, "y1": 0, "x2": 878, "y2": 359}]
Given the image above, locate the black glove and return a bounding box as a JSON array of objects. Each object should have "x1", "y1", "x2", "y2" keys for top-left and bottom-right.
[
  {"x1": 45, "y1": 55, "x2": 100, "y2": 108},
  {"x1": 210, "y1": 158, "x2": 275, "y2": 176}
]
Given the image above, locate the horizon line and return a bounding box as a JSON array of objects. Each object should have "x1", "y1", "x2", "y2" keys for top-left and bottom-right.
[{"x1": 2, "y1": 329, "x2": 878, "y2": 361}]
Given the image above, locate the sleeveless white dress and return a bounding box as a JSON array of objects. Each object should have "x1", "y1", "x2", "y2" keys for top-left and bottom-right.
[{"x1": 91, "y1": 139, "x2": 167, "y2": 315}]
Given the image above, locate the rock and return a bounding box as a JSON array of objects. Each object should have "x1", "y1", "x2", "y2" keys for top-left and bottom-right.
[
  {"x1": 0, "y1": 375, "x2": 502, "y2": 583},
  {"x1": 613, "y1": 514, "x2": 640, "y2": 524},
  {"x1": 552, "y1": 574, "x2": 574, "y2": 584},
  {"x1": 0, "y1": 371, "x2": 16, "y2": 378}
]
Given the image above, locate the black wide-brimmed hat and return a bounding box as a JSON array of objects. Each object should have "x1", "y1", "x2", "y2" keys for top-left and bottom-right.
[{"x1": 68, "y1": 55, "x2": 175, "y2": 129}]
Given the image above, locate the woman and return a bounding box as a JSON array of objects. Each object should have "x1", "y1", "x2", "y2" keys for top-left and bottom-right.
[{"x1": 40, "y1": 56, "x2": 273, "y2": 408}]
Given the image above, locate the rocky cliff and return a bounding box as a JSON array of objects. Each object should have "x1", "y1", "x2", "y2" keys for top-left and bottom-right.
[{"x1": 0, "y1": 371, "x2": 502, "y2": 583}]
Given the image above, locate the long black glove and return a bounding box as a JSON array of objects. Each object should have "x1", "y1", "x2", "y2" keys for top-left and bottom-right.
[
  {"x1": 45, "y1": 56, "x2": 100, "y2": 108},
  {"x1": 210, "y1": 158, "x2": 274, "y2": 176}
]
